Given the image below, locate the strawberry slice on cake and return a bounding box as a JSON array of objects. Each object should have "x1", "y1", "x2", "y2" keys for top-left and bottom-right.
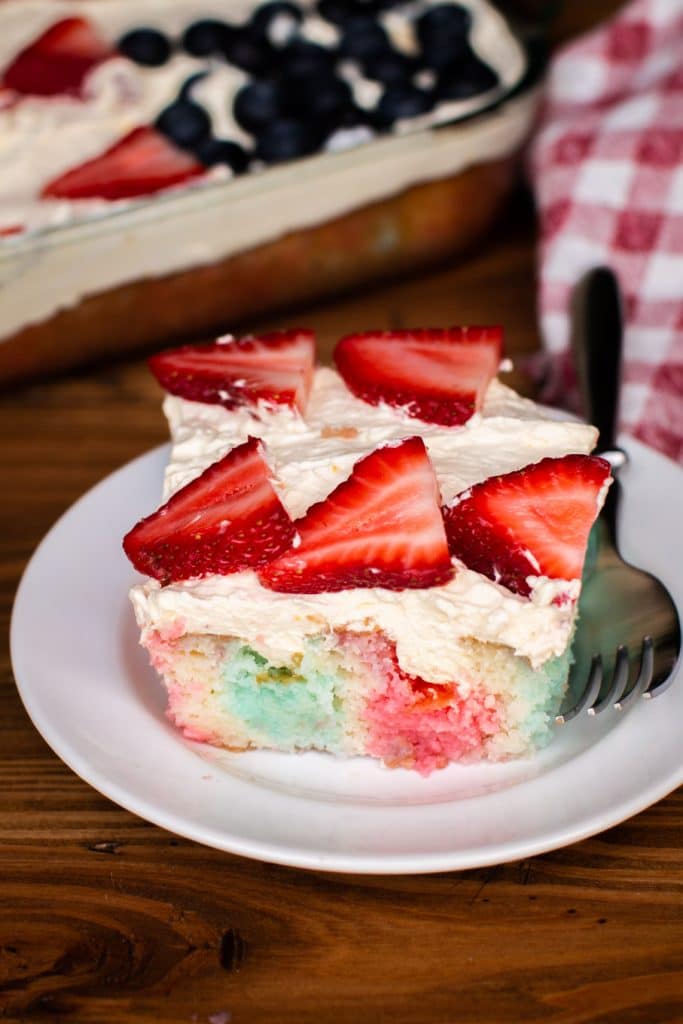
[
  {"x1": 259, "y1": 436, "x2": 453, "y2": 593},
  {"x1": 123, "y1": 437, "x2": 295, "y2": 585},
  {"x1": 442, "y1": 454, "x2": 612, "y2": 598},
  {"x1": 334, "y1": 326, "x2": 503, "y2": 427},
  {"x1": 42, "y1": 126, "x2": 205, "y2": 201},
  {"x1": 148, "y1": 330, "x2": 316, "y2": 413},
  {"x1": 2, "y1": 17, "x2": 112, "y2": 97}
]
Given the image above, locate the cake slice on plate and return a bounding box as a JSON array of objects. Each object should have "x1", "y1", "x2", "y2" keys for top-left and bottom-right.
[{"x1": 125, "y1": 327, "x2": 610, "y2": 775}]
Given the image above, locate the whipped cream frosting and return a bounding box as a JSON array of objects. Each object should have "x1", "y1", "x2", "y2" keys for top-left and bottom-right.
[
  {"x1": 130, "y1": 368, "x2": 600, "y2": 680},
  {"x1": 0, "y1": 0, "x2": 534, "y2": 339}
]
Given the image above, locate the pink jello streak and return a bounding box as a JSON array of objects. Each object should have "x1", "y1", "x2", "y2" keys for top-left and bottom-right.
[{"x1": 343, "y1": 632, "x2": 499, "y2": 775}]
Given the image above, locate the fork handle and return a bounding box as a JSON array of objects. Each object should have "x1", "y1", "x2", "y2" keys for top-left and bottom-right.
[{"x1": 571, "y1": 266, "x2": 625, "y2": 458}]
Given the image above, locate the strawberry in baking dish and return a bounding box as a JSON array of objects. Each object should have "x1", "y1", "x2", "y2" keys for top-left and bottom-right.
[{"x1": 2, "y1": 17, "x2": 111, "y2": 97}]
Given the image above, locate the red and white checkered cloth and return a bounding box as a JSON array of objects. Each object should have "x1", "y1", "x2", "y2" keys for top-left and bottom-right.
[{"x1": 529, "y1": 0, "x2": 683, "y2": 464}]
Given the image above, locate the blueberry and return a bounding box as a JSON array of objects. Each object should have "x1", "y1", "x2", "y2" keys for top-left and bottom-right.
[
  {"x1": 416, "y1": 3, "x2": 471, "y2": 41},
  {"x1": 234, "y1": 79, "x2": 285, "y2": 133},
  {"x1": 222, "y1": 27, "x2": 276, "y2": 74},
  {"x1": 375, "y1": 82, "x2": 433, "y2": 125},
  {"x1": 363, "y1": 49, "x2": 414, "y2": 85},
  {"x1": 250, "y1": 2, "x2": 303, "y2": 43},
  {"x1": 194, "y1": 138, "x2": 250, "y2": 173},
  {"x1": 437, "y1": 52, "x2": 499, "y2": 99},
  {"x1": 317, "y1": 0, "x2": 358, "y2": 25},
  {"x1": 118, "y1": 28, "x2": 171, "y2": 67},
  {"x1": 178, "y1": 72, "x2": 209, "y2": 101},
  {"x1": 340, "y1": 15, "x2": 389, "y2": 60},
  {"x1": 156, "y1": 100, "x2": 212, "y2": 149},
  {"x1": 286, "y1": 72, "x2": 352, "y2": 126},
  {"x1": 417, "y1": 3, "x2": 471, "y2": 69},
  {"x1": 280, "y1": 39, "x2": 336, "y2": 78},
  {"x1": 182, "y1": 19, "x2": 232, "y2": 56},
  {"x1": 318, "y1": 0, "x2": 394, "y2": 20},
  {"x1": 255, "y1": 118, "x2": 319, "y2": 162}
]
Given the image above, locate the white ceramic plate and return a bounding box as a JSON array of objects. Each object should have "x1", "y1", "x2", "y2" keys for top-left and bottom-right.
[{"x1": 11, "y1": 437, "x2": 683, "y2": 874}]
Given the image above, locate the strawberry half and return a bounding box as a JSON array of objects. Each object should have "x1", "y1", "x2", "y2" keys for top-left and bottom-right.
[
  {"x1": 148, "y1": 330, "x2": 316, "y2": 414},
  {"x1": 259, "y1": 436, "x2": 453, "y2": 593},
  {"x1": 333, "y1": 327, "x2": 503, "y2": 427},
  {"x1": 2, "y1": 17, "x2": 111, "y2": 97},
  {"x1": 442, "y1": 454, "x2": 612, "y2": 598},
  {"x1": 42, "y1": 126, "x2": 205, "y2": 201},
  {"x1": 123, "y1": 437, "x2": 295, "y2": 585}
]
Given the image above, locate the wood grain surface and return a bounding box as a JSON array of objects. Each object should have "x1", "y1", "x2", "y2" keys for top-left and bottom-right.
[{"x1": 2, "y1": 3, "x2": 682, "y2": 1020}]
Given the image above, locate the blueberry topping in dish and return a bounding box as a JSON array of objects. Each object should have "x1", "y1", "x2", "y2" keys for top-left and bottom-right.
[
  {"x1": 317, "y1": 0, "x2": 359, "y2": 25},
  {"x1": 318, "y1": 0, "x2": 398, "y2": 21},
  {"x1": 181, "y1": 19, "x2": 233, "y2": 57},
  {"x1": 178, "y1": 72, "x2": 209, "y2": 101},
  {"x1": 339, "y1": 16, "x2": 389, "y2": 61},
  {"x1": 250, "y1": 2, "x2": 303, "y2": 44},
  {"x1": 375, "y1": 81, "x2": 433, "y2": 124},
  {"x1": 416, "y1": 3, "x2": 471, "y2": 69},
  {"x1": 222, "y1": 27, "x2": 277, "y2": 74},
  {"x1": 437, "y1": 49, "x2": 499, "y2": 99},
  {"x1": 118, "y1": 28, "x2": 172, "y2": 67},
  {"x1": 416, "y1": 3, "x2": 471, "y2": 41},
  {"x1": 156, "y1": 99, "x2": 212, "y2": 149},
  {"x1": 363, "y1": 49, "x2": 414, "y2": 85},
  {"x1": 194, "y1": 137, "x2": 250, "y2": 172},
  {"x1": 286, "y1": 72, "x2": 352, "y2": 128},
  {"x1": 281, "y1": 39, "x2": 337, "y2": 78},
  {"x1": 255, "y1": 118, "x2": 319, "y2": 162},
  {"x1": 234, "y1": 79, "x2": 285, "y2": 133}
]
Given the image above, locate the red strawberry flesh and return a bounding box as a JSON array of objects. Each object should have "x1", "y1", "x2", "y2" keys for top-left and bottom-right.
[
  {"x1": 148, "y1": 330, "x2": 316, "y2": 413},
  {"x1": 2, "y1": 17, "x2": 111, "y2": 97},
  {"x1": 123, "y1": 437, "x2": 295, "y2": 584},
  {"x1": 442, "y1": 454, "x2": 611, "y2": 597},
  {"x1": 334, "y1": 327, "x2": 503, "y2": 427},
  {"x1": 259, "y1": 436, "x2": 453, "y2": 593},
  {"x1": 42, "y1": 126, "x2": 205, "y2": 201}
]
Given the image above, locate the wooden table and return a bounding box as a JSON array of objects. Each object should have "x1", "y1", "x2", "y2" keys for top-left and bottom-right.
[{"x1": 2, "y1": 188, "x2": 682, "y2": 1023}]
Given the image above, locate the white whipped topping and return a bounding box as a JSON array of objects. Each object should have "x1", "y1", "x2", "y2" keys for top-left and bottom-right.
[
  {"x1": 0, "y1": 0, "x2": 534, "y2": 341},
  {"x1": 130, "y1": 369, "x2": 600, "y2": 678}
]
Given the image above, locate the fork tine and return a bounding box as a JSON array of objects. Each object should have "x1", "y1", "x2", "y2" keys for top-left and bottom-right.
[
  {"x1": 556, "y1": 654, "x2": 603, "y2": 724},
  {"x1": 615, "y1": 639, "x2": 652, "y2": 710},
  {"x1": 589, "y1": 644, "x2": 629, "y2": 715}
]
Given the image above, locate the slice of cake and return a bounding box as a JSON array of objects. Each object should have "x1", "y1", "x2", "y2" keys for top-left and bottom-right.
[{"x1": 125, "y1": 327, "x2": 611, "y2": 775}]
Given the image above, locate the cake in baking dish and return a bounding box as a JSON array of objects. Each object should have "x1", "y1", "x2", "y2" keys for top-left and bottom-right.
[
  {"x1": 124, "y1": 327, "x2": 611, "y2": 775},
  {"x1": 0, "y1": 0, "x2": 519, "y2": 235},
  {"x1": 0, "y1": 0, "x2": 536, "y2": 384}
]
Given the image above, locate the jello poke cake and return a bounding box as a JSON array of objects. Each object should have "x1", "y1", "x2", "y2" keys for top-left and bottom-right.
[
  {"x1": 124, "y1": 327, "x2": 611, "y2": 775},
  {"x1": 0, "y1": 0, "x2": 538, "y2": 383}
]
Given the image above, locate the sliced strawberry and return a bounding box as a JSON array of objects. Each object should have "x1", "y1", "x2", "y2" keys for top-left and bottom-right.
[
  {"x1": 2, "y1": 17, "x2": 111, "y2": 97},
  {"x1": 123, "y1": 437, "x2": 295, "y2": 585},
  {"x1": 41, "y1": 126, "x2": 205, "y2": 202},
  {"x1": 333, "y1": 327, "x2": 503, "y2": 427},
  {"x1": 148, "y1": 330, "x2": 316, "y2": 414},
  {"x1": 442, "y1": 454, "x2": 612, "y2": 597},
  {"x1": 259, "y1": 436, "x2": 453, "y2": 593},
  {"x1": 0, "y1": 224, "x2": 24, "y2": 237}
]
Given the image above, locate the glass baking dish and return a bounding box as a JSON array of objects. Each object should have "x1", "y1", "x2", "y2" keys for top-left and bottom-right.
[{"x1": 0, "y1": 0, "x2": 543, "y2": 381}]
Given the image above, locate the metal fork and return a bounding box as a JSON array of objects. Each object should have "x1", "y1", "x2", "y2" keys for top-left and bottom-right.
[{"x1": 556, "y1": 267, "x2": 681, "y2": 723}]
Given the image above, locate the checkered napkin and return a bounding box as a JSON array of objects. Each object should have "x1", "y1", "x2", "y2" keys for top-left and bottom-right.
[{"x1": 528, "y1": 0, "x2": 683, "y2": 464}]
